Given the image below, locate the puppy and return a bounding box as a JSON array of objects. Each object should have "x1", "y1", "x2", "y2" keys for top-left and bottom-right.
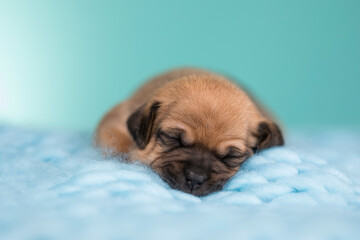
[{"x1": 95, "y1": 68, "x2": 284, "y2": 196}]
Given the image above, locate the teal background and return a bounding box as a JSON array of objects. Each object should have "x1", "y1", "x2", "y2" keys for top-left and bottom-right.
[{"x1": 0, "y1": 0, "x2": 359, "y2": 131}]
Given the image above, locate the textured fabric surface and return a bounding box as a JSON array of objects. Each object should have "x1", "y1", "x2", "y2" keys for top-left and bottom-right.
[{"x1": 1, "y1": 125, "x2": 360, "y2": 240}]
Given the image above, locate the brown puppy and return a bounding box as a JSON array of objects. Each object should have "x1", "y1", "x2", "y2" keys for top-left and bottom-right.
[{"x1": 95, "y1": 68, "x2": 284, "y2": 196}]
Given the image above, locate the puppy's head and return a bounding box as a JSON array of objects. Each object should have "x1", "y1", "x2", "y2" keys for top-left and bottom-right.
[{"x1": 127, "y1": 75, "x2": 284, "y2": 196}]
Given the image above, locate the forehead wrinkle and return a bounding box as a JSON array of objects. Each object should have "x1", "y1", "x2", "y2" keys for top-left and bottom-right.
[{"x1": 217, "y1": 139, "x2": 247, "y2": 154}]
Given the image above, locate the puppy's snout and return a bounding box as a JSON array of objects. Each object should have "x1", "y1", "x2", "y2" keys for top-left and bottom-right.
[{"x1": 185, "y1": 168, "x2": 208, "y2": 190}]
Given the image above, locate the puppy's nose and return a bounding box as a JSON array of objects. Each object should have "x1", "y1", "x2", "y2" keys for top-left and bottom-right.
[{"x1": 185, "y1": 169, "x2": 208, "y2": 190}]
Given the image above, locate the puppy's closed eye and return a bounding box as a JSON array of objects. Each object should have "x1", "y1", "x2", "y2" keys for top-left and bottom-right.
[
  {"x1": 220, "y1": 148, "x2": 250, "y2": 168},
  {"x1": 157, "y1": 131, "x2": 182, "y2": 147}
]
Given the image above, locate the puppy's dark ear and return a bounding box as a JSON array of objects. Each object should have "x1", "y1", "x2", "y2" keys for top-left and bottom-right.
[
  {"x1": 251, "y1": 121, "x2": 284, "y2": 152},
  {"x1": 127, "y1": 101, "x2": 161, "y2": 149}
]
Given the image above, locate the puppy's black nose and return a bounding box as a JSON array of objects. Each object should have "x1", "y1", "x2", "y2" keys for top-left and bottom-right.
[{"x1": 185, "y1": 168, "x2": 208, "y2": 190}]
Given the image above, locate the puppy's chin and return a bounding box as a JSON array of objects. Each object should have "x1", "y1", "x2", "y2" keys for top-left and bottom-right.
[{"x1": 156, "y1": 162, "x2": 226, "y2": 197}]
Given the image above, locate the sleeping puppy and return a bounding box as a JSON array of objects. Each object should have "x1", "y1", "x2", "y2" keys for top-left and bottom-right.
[{"x1": 95, "y1": 68, "x2": 284, "y2": 196}]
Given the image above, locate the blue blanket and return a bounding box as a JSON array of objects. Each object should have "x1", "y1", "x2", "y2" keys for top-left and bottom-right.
[{"x1": 1, "y1": 125, "x2": 360, "y2": 240}]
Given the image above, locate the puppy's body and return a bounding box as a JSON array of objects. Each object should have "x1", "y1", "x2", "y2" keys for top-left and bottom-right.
[{"x1": 96, "y1": 68, "x2": 284, "y2": 196}]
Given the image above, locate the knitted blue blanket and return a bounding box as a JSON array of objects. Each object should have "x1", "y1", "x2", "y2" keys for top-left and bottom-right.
[{"x1": 1, "y1": 125, "x2": 359, "y2": 240}]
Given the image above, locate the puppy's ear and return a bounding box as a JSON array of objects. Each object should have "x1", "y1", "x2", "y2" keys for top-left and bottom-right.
[
  {"x1": 127, "y1": 101, "x2": 161, "y2": 149},
  {"x1": 251, "y1": 121, "x2": 284, "y2": 153}
]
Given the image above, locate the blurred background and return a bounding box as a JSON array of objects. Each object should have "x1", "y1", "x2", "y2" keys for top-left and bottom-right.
[{"x1": 0, "y1": 0, "x2": 359, "y2": 132}]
